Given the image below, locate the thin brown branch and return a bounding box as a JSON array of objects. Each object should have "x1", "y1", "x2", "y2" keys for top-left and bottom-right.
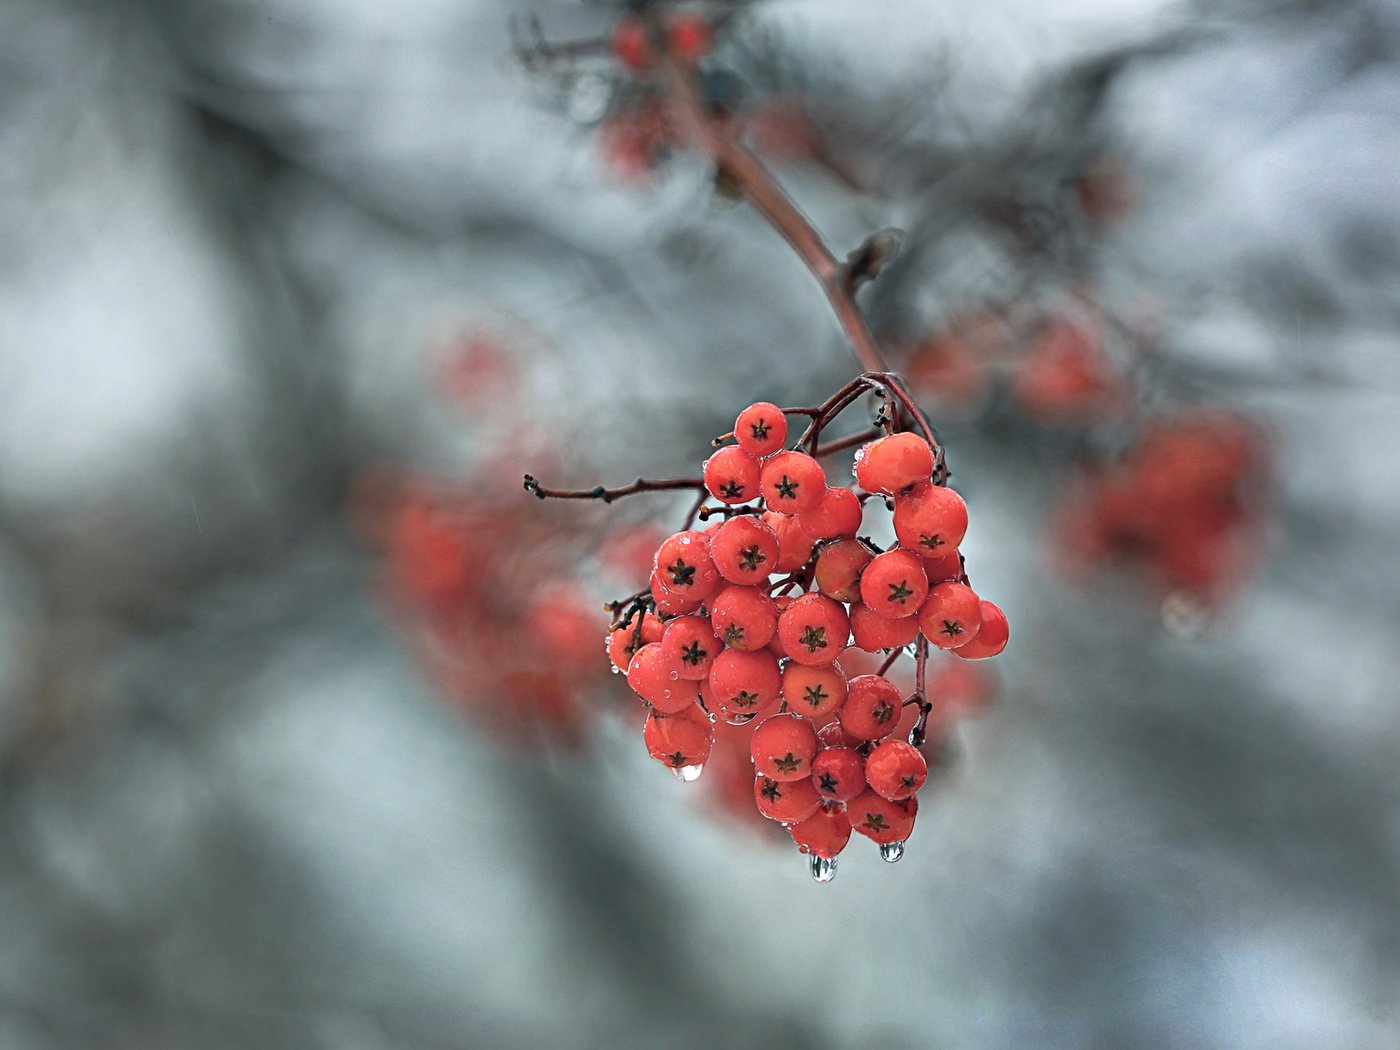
[{"x1": 523, "y1": 474, "x2": 705, "y2": 504}]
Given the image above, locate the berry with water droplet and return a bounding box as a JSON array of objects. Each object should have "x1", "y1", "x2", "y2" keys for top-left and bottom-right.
[
  {"x1": 838, "y1": 674, "x2": 903, "y2": 740},
  {"x1": 864, "y1": 739, "x2": 927, "y2": 800},
  {"x1": 860, "y1": 549, "x2": 929, "y2": 619},
  {"x1": 708, "y1": 647, "x2": 782, "y2": 721},
  {"x1": 709, "y1": 516, "x2": 780, "y2": 585},
  {"x1": 653, "y1": 531, "x2": 719, "y2": 601},
  {"x1": 760, "y1": 450, "x2": 827, "y2": 514},
  {"x1": 659, "y1": 614, "x2": 718, "y2": 680},
  {"x1": 810, "y1": 746, "x2": 866, "y2": 802},
  {"x1": 849, "y1": 603, "x2": 919, "y2": 653},
  {"x1": 855, "y1": 432, "x2": 935, "y2": 494},
  {"x1": 764, "y1": 510, "x2": 817, "y2": 573},
  {"x1": 734, "y1": 402, "x2": 788, "y2": 457},
  {"x1": 781, "y1": 662, "x2": 847, "y2": 723},
  {"x1": 627, "y1": 643, "x2": 696, "y2": 714},
  {"x1": 703, "y1": 446, "x2": 762, "y2": 505},
  {"x1": 644, "y1": 703, "x2": 713, "y2": 771},
  {"x1": 606, "y1": 612, "x2": 664, "y2": 672},
  {"x1": 951, "y1": 600, "x2": 1009, "y2": 660},
  {"x1": 709, "y1": 585, "x2": 777, "y2": 651},
  {"x1": 754, "y1": 775, "x2": 822, "y2": 824},
  {"x1": 777, "y1": 594, "x2": 849, "y2": 667},
  {"x1": 789, "y1": 800, "x2": 852, "y2": 859},
  {"x1": 849, "y1": 791, "x2": 918, "y2": 844},
  {"x1": 798, "y1": 486, "x2": 863, "y2": 540},
  {"x1": 750, "y1": 712, "x2": 819, "y2": 781},
  {"x1": 893, "y1": 482, "x2": 968, "y2": 557},
  {"x1": 918, "y1": 582, "x2": 982, "y2": 650},
  {"x1": 813, "y1": 538, "x2": 872, "y2": 603}
]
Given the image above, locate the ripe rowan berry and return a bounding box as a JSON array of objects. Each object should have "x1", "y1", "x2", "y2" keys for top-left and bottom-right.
[
  {"x1": 859, "y1": 549, "x2": 929, "y2": 619},
  {"x1": 854, "y1": 432, "x2": 935, "y2": 494},
  {"x1": 760, "y1": 450, "x2": 827, "y2": 514},
  {"x1": 643, "y1": 704, "x2": 713, "y2": 770},
  {"x1": 797, "y1": 486, "x2": 863, "y2": 540},
  {"x1": 813, "y1": 538, "x2": 872, "y2": 603},
  {"x1": 951, "y1": 600, "x2": 1009, "y2": 660},
  {"x1": 709, "y1": 516, "x2": 780, "y2": 585},
  {"x1": 864, "y1": 739, "x2": 927, "y2": 800},
  {"x1": 650, "y1": 570, "x2": 704, "y2": 615},
  {"x1": 750, "y1": 712, "x2": 819, "y2": 781},
  {"x1": 838, "y1": 674, "x2": 903, "y2": 740},
  {"x1": 810, "y1": 747, "x2": 866, "y2": 803},
  {"x1": 918, "y1": 581, "x2": 982, "y2": 650},
  {"x1": 708, "y1": 647, "x2": 782, "y2": 721},
  {"x1": 734, "y1": 401, "x2": 787, "y2": 457},
  {"x1": 781, "y1": 662, "x2": 847, "y2": 723},
  {"x1": 893, "y1": 482, "x2": 968, "y2": 557},
  {"x1": 848, "y1": 603, "x2": 919, "y2": 652},
  {"x1": 606, "y1": 612, "x2": 664, "y2": 672},
  {"x1": 777, "y1": 594, "x2": 850, "y2": 666},
  {"x1": 660, "y1": 614, "x2": 719, "y2": 680},
  {"x1": 708, "y1": 585, "x2": 777, "y2": 651},
  {"x1": 611, "y1": 17, "x2": 653, "y2": 70},
  {"x1": 627, "y1": 643, "x2": 696, "y2": 714},
  {"x1": 764, "y1": 511, "x2": 816, "y2": 572},
  {"x1": 922, "y1": 546, "x2": 964, "y2": 584},
  {"x1": 754, "y1": 775, "x2": 821, "y2": 824},
  {"x1": 665, "y1": 11, "x2": 712, "y2": 62},
  {"x1": 654, "y1": 530, "x2": 720, "y2": 601},
  {"x1": 703, "y1": 445, "x2": 762, "y2": 504},
  {"x1": 817, "y1": 720, "x2": 863, "y2": 750},
  {"x1": 788, "y1": 801, "x2": 852, "y2": 859},
  {"x1": 848, "y1": 791, "x2": 917, "y2": 844}
]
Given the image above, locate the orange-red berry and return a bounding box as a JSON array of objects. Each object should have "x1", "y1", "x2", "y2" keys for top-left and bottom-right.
[
  {"x1": 777, "y1": 594, "x2": 850, "y2": 666},
  {"x1": 813, "y1": 538, "x2": 872, "y2": 603},
  {"x1": 760, "y1": 451, "x2": 827, "y2": 515},
  {"x1": 709, "y1": 585, "x2": 777, "y2": 651},
  {"x1": 855, "y1": 432, "x2": 935, "y2": 494},
  {"x1": 951, "y1": 600, "x2": 1009, "y2": 660},
  {"x1": 859, "y1": 549, "x2": 929, "y2": 619},
  {"x1": 922, "y1": 546, "x2": 964, "y2": 584},
  {"x1": 709, "y1": 516, "x2": 780, "y2": 585},
  {"x1": 848, "y1": 791, "x2": 917, "y2": 844},
  {"x1": 918, "y1": 581, "x2": 982, "y2": 650},
  {"x1": 764, "y1": 510, "x2": 816, "y2": 572},
  {"x1": 848, "y1": 603, "x2": 920, "y2": 652},
  {"x1": 606, "y1": 612, "x2": 664, "y2": 672},
  {"x1": 750, "y1": 712, "x2": 819, "y2": 781},
  {"x1": 781, "y1": 661, "x2": 847, "y2": 723},
  {"x1": 643, "y1": 703, "x2": 713, "y2": 769},
  {"x1": 788, "y1": 801, "x2": 852, "y2": 859},
  {"x1": 654, "y1": 530, "x2": 719, "y2": 601},
  {"x1": 817, "y1": 720, "x2": 863, "y2": 750},
  {"x1": 893, "y1": 483, "x2": 968, "y2": 556},
  {"x1": 810, "y1": 747, "x2": 866, "y2": 803},
  {"x1": 798, "y1": 486, "x2": 863, "y2": 540},
  {"x1": 754, "y1": 775, "x2": 821, "y2": 824},
  {"x1": 627, "y1": 643, "x2": 695, "y2": 714},
  {"x1": 864, "y1": 739, "x2": 927, "y2": 800},
  {"x1": 649, "y1": 569, "x2": 704, "y2": 616},
  {"x1": 708, "y1": 647, "x2": 782, "y2": 722},
  {"x1": 703, "y1": 446, "x2": 762, "y2": 504},
  {"x1": 838, "y1": 674, "x2": 903, "y2": 740},
  {"x1": 660, "y1": 614, "x2": 719, "y2": 680},
  {"x1": 734, "y1": 401, "x2": 787, "y2": 457}
]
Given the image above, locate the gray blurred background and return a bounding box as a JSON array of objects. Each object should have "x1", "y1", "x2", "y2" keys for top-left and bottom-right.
[{"x1": 2, "y1": 0, "x2": 1398, "y2": 1047}]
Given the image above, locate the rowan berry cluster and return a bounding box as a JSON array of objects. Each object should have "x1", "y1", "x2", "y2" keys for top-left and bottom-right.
[{"x1": 559, "y1": 383, "x2": 1008, "y2": 882}]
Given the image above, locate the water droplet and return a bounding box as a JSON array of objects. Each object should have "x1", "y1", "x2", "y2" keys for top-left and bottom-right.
[
  {"x1": 609, "y1": 664, "x2": 621, "y2": 675},
  {"x1": 809, "y1": 855, "x2": 837, "y2": 883},
  {"x1": 667, "y1": 669, "x2": 680, "y2": 681},
  {"x1": 725, "y1": 712, "x2": 757, "y2": 726},
  {"x1": 661, "y1": 689, "x2": 672, "y2": 700},
  {"x1": 566, "y1": 72, "x2": 613, "y2": 124},
  {"x1": 879, "y1": 841, "x2": 905, "y2": 863},
  {"x1": 673, "y1": 764, "x2": 704, "y2": 783}
]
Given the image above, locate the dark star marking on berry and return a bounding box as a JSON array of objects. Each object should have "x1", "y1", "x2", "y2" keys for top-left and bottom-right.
[
  {"x1": 940, "y1": 619, "x2": 964, "y2": 637},
  {"x1": 774, "y1": 475, "x2": 799, "y2": 500},
  {"x1": 773, "y1": 752, "x2": 802, "y2": 774},
  {"x1": 873, "y1": 700, "x2": 895, "y2": 724},
  {"x1": 680, "y1": 641, "x2": 707, "y2": 666},
  {"x1": 739, "y1": 545, "x2": 767, "y2": 571},
  {"x1": 920, "y1": 534, "x2": 945, "y2": 550},
  {"x1": 900, "y1": 774, "x2": 917, "y2": 788},
  {"x1": 723, "y1": 624, "x2": 745, "y2": 646},
  {"x1": 750, "y1": 418, "x2": 770, "y2": 440},
  {"x1": 718, "y1": 479, "x2": 744, "y2": 499},
  {"x1": 668, "y1": 751, "x2": 687, "y2": 767},
  {"x1": 803, "y1": 684, "x2": 828, "y2": 707},
  {"x1": 863, "y1": 812, "x2": 888, "y2": 831},
  {"x1": 887, "y1": 579, "x2": 914, "y2": 604},
  {"x1": 799, "y1": 625, "x2": 828, "y2": 652},
  {"x1": 818, "y1": 772, "x2": 839, "y2": 793},
  {"x1": 667, "y1": 558, "x2": 696, "y2": 587},
  {"x1": 733, "y1": 689, "x2": 759, "y2": 709},
  {"x1": 760, "y1": 779, "x2": 782, "y2": 802}
]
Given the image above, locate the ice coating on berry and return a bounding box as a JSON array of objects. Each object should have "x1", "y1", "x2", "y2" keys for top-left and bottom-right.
[
  {"x1": 918, "y1": 581, "x2": 982, "y2": 650},
  {"x1": 776, "y1": 594, "x2": 850, "y2": 667},
  {"x1": 754, "y1": 775, "x2": 822, "y2": 824},
  {"x1": 710, "y1": 516, "x2": 780, "y2": 585},
  {"x1": 735, "y1": 401, "x2": 788, "y2": 457},
  {"x1": 781, "y1": 662, "x2": 847, "y2": 723},
  {"x1": 798, "y1": 486, "x2": 863, "y2": 540},
  {"x1": 838, "y1": 674, "x2": 903, "y2": 740},
  {"x1": 854, "y1": 432, "x2": 935, "y2": 494},
  {"x1": 864, "y1": 739, "x2": 927, "y2": 800},
  {"x1": 951, "y1": 600, "x2": 1009, "y2": 660},
  {"x1": 644, "y1": 704, "x2": 713, "y2": 769},
  {"x1": 659, "y1": 614, "x2": 718, "y2": 680},
  {"x1": 788, "y1": 801, "x2": 852, "y2": 859},
  {"x1": 709, "y1": 585, "x2": 777, "y2": 651},
  {"x1": 759, "y1": 451, "x2": 827, "y2": 514},
  {"x1": 708, "y1": 648, "x2": 782, "y2": 720},
  {"x1": 893, "y1": 483, "x2": 969, "y2": 557},
  {"x1": 811, "y1": 747, "x2": 866, "y2": 802},
  {"x1": 849, "y1": 603, "x2": 920, "y2": 652},
  {"x1": 704, "y1": 445, "x2": 762, "y2": 504},
  {"x1": 849, "y1": 791, "x2": 918, "y2": 844},
  {"x1": 813, "y1": 538, "x2": 872, "y2": 603},
  {"x1": 750, "y1": 712, "x2": 819, "y2": 781},
  {"x1": 859, "y1": 549, "x2": 929, "y2": 619}
]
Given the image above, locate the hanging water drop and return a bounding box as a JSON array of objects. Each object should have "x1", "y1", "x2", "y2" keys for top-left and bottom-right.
[
  {"x1": 879, "y1": 840, "x2": 905, "y2": 863},
  {"x1": 668, "y1": 669, "x2": 680, "y2": 681},
  {"x1": 809, "y1": 855, "x2": 837, "y2": 883},
  {"x1": 673, "y1": 763, "x2": 704, "y2": 783}
]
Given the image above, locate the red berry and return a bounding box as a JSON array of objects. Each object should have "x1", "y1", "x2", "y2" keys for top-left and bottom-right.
[
  {"x1": 817, "y1": 720, "x2": 863, "y2": 750},
  {"x1": 951, "y1": 600, "x2": 1009, "y2": 660},
  {"x1": 643, "y1": 703, "x2": 713, "y2": 770},
  {"x1": 666, "y1": 11, "x2": 712, "y2": 61},
  {"x1": 764, "y1": 511, "x2": 816, "y2": 572},
  {"x1": 781, "y1": 662, "x2": 847, "y2": 723},
  {"x1": 754, "y1": 775, "x2": 821, "y2": 824},
  {"x1": 838, "y1": 674, "x2": 903, "y2": 740},
  {"x1": 854, "y1": 432, "x2": 935, "y2": 494},
  {"x1": 649, "y1": 569, "x2": 703, "y2": 615},
  {"x1": 760, "y1": 451, "x2": 827, "y2": 514},
  {"x1": 893, "y1": 483, "x2": 968, "y2": 557},
  {"x1": 734, "y1": 401, "x2": 787, "y2": 457},
  {"x1": 654, "y1": 530, "x2": 720, "y2": 601},
  {"x1": 859, "y1": 549, "x2": 929, "y2": 619},
  {"x1": 611, "y1": 17, "x2": 653, "y2": 70},
  {"x1": 918, "y1": 581, "x2": 982, "y2": 650},
  {"x1": 848, "y1": 791, "x2": 917, "y2": 844},
  {"x1": 777, "y1": 594, "x2": 850, "y2": 666},
  {"x1": 798, "y1": 486, "x2": 863, "y2": 540},
  {"x1": 788, "y1": 801, "x2": 852, "y2": 858},
  {"x1": 813, "y1": 538, "x2": 872, "y2": 602},
  {"x1": 627, "y1": 643, "x2": 695, "y2": 714},
  {"x1": 709, "y1": 516, "x2": 780, "y2": 585},
  {"x1": 606, "y1": 612, "x2": 664, "y2": 672},
  {"x1": 810, "y1": 747, "x2": 866, "y2": 803},
  {"x1": 922, "y1": 546, "x2": 964, "y2": 583},
  {"x1": 703, "y1": 446, "x2": 761, "y2": 504},
  {"x1": 750, "y1": 713, "x2": 819, "y2": 781},
  {"x1": 709, "y1": 585, "x2": 777, "y2": 651},
  {"x1": 864, "y1": 739, "x2": 927, "y2": 800},
  {"x1": 708, "y1": 647, "x2": 782, "y2": 722},
  {"x1": 848, "y1": 603, "x2": 920, "y2": 652},
  {"x1": 660, "y1": 614, "x2": 719, "y2": 680}
]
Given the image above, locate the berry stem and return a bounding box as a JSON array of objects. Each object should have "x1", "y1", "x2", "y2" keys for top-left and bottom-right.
[
  {"x1": 523, "y1": 473, "x2": 705, "y2": 503},
  {"x1": 908, "y1": 635, "x2": 934, "y2": 747},
  {"x1": 877, "y1": 648, "x2": 905, "y2": 677}
]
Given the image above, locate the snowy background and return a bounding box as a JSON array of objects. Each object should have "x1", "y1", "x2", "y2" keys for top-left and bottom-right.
[{"x1": 1, "y1": 0, "x2": 1398, "y2": 1046}]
